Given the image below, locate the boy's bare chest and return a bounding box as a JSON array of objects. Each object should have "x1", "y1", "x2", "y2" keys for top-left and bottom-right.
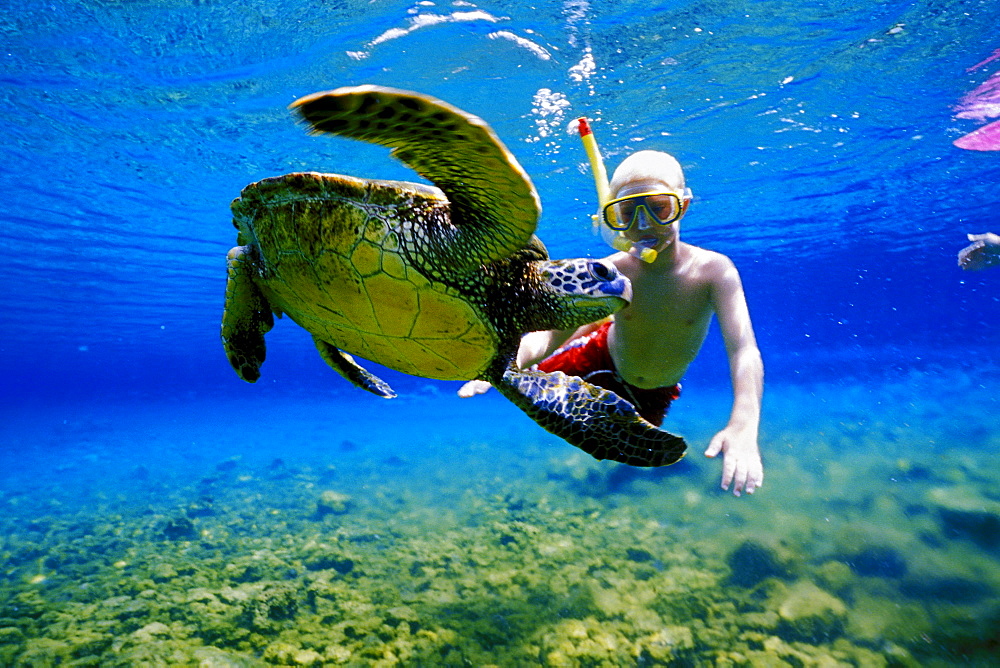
[
  {"x1": 617, "y1": 271, "x2": 712, "y2": 328},
  {"x1": 610, "y1": 270, "x2": 714, "y2": 386}
]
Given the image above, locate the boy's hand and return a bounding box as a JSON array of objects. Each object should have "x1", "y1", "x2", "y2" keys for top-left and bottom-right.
[
  {"x1": 705, "y1": 426, "x2": 763, "y2": 496},
  {"x1": 457, "y1": 380, "x2": 492, "y2": 398}
]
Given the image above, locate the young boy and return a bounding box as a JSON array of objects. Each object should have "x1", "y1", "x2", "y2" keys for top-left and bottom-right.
[{"x1": 460, "y1": 150, "x2": 764, "y2": 496}]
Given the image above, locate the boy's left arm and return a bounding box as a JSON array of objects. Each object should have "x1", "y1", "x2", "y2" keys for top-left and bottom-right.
[{"x1": 704, "y1": 258, "x2": 764, "y2": 496}]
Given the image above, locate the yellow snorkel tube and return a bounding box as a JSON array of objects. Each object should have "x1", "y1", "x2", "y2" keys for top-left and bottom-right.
[
  {"x1": 576, "y1": 118, "x2": 658, "y2": 263},
  {"x1": 577, "y1": 117, "x2": 611, "y2": 230}
]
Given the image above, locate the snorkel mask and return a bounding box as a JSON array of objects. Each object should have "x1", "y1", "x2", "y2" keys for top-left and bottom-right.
[{"x1": 577, "y1": 118, "x2": 690, "y2": 263}]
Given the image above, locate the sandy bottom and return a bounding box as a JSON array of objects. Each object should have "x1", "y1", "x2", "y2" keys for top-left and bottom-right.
[{"x1": 1, "y1": 369, "x2": 998, "y2": 666}]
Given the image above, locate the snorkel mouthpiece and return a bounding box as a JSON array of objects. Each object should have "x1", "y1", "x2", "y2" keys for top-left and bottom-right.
[
  {"x1": 603, "y1": 227, "x2": 659, "y2": 263},
  {"x1": 625, "y1": 238, "x2": 659, "y2": 263},
  {"x1": 577, "y1": 117, "x2": 658, "y2": 264}
]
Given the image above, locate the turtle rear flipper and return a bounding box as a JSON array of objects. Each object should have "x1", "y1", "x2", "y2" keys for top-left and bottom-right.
[
  {"x1": 222, "y1": 246, "x2": 273, "y2": 382},
  {"x1": 314, "y1": 338, "x2": 397, "y2": 399},
  {"x1": 492, "y1": 362, "x2": 687, "y2": 467}
]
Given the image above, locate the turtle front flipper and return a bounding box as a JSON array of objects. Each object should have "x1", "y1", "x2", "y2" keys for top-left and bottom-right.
[
  {"x1": 222, "y1": 246, "x2": 274, "y2": 382},
  {"x1": 314, "y1": 337, "x2": 397, "y2": 399},
  {"x1": 291, "y1": 85, "x2": 540, "y2": 269},
  {"x1": 491, "y1": 362, "x2": 687, "y2": 467}
]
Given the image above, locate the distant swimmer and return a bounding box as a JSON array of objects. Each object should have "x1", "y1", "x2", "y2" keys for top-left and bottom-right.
[
  {"x1": 461, "y1": 150, "x2": 764, "y2": 496},
  {"x1": 958, "y1": 233, "x2": 1000, "y2": 271}
]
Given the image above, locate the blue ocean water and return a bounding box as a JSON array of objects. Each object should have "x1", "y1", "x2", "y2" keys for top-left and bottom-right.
[{"x1": 2, "y1": 1, "x2": 1000, "y2": 665}]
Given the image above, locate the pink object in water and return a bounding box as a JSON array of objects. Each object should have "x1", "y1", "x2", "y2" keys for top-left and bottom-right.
[
  {"x1": 954, "y1": 118, "x2": 1000, "y2": 151},
  {"x1": 966, "y1": 48, "x2": 1000, "y2": 72},
  {"x1": 954, "y1": 64, "x2": 1000, "y2": 150},
  {"x1": 955, "y1": 72, "x2": 1000, "y2": 121}
]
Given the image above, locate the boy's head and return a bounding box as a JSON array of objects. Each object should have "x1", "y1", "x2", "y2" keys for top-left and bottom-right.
[
  {"x1": 601, "y1": 151, "x2": 691, "y2": 262},
  {"x1": 609, "y1": 150, "x2": 685, "y2": 197}
]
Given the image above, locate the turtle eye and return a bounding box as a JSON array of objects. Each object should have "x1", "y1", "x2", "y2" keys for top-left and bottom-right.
[{"x1": 589, "y1": 262, "x2": 614, "y2": 282}]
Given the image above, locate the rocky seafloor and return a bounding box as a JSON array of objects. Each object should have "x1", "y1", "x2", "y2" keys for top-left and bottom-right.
[{"x1": 1, "y1": 373, "x2": 999, "y2": 666}]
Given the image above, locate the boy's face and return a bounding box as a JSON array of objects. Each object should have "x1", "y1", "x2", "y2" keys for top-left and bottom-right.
[{"x1": 613, "y1": 180, "x2": 687, "y2": 253}]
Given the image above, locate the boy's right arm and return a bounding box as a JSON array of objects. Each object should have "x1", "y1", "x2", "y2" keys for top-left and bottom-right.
[
  {"x1": 516, "y1": 323, "x2": 605, "y2": 368},
  {"x1": 457, "y1": 323, "x2": 601, "y2": 397},
  {"x1": 457, "y1": 330, "x2": 561, "y2": 397}
]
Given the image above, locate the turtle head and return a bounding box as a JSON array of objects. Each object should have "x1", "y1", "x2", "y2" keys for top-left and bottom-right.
[{"x1": 532, "y1": 259, "x2": 632, "y2": 330}]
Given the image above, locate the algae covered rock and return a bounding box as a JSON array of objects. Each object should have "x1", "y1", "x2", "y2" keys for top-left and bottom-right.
[
  {"x1": 813, "y1": 559, "x2": 854, "y2": 593},
  {"x1": 222, "y1": 581, "x2": 301, "y2": 634},
  {"x1": 846, "y1": 591, "x2": 932, "y2": 644},
  {"x1": 726, "y1": 539, "x2": 794, "y2": 588},
  {"x1": 636, "y1": 625, "x2": 695, "y2": 664},
  {"x1": 223, "y1": 552, "x2": 296, "y2": 583},
  {"x1": 0, "y1": 627, "x2": 24, "y2": 664},
  {"x1": 844, "y1": 544, "x2": 908, "y2": 578},
  {"x1": 771, "y1": 579, "x2": 847, "y2": 641},
  {"x1": 152, "y1": 561, "x2": 179, "y2": 582},
  {"x1": 161, "y1": 515, "x2": 198, "y2": 541},
  {"x1": 304, "y1": 553, "x2": 355, "y2": 574},
  {"x1": 315, "y1": 490, "x2": 351, "y2": 517},
  {"x1": 927, "y1": 486, "x2": 1000, "y2": 550},
  {"x1": 539, "y1": 617, "x2": 632, "y2": 665},
  {"x1": 132, "y1": 621, "x2": 171, "y2": 641},
  {"x1": 263, "y1": 642, "x2": 324, "y2": 665}
]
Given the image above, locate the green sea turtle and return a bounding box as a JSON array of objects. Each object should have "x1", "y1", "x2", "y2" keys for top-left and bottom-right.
[{"x1": 222, "y1": 85, "x2": 686, "y2": 467}]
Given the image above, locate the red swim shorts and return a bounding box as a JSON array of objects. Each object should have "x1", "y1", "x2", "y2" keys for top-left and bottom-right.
[{"x1": 536, "y1": 322, "x2": 680, "y2": 427}]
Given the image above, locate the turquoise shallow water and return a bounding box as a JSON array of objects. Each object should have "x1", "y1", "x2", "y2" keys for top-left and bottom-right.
[
  {"x1": 2, "y1": 370, "x2": 999, "y2": 664},
  {"x1": 2, "y1": 0, "x2": 1000, "y2": 665}
]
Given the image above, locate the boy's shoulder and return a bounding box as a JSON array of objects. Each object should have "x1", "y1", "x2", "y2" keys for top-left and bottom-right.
[{"x1": 682, "y1": 243, "x2": 736, "y2": 272}]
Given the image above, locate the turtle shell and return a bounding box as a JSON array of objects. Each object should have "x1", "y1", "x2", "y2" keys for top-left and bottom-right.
[{"x1": 232, "y1": 171, "x2": 499, "y2": 380}]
